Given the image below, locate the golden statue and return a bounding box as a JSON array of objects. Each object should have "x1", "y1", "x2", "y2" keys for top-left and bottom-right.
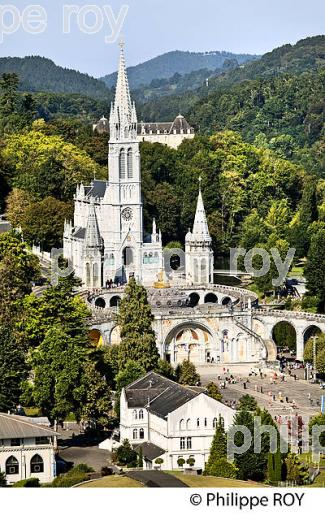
[{"x1": 153, "y1": 270, "x2": 170, "y2": 289}]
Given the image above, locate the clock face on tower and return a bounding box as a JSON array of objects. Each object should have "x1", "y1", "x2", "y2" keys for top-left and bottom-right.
[{"x1": 122, "y1": 207, "x2": 133, "y2": 222}]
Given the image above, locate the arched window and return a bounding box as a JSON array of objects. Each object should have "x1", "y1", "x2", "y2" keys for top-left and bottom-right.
[
  {"x1": 139, "y1": 409, "x2": 144, "y2": 420},
  {"x1": 93, "y1": 263, "x2": 99, "y2": 287},
  {"x1": 30, "y1": 454, "x2": 44, "y2": 474},
  {"x1": 143, "y1": 253, "x2": 148, "y2": 264},
  {"x1": 6, "y1": 456, "x2": 19, "y2": 475},
  {"x1": 133, "y1": 429, "x2": 138, "y2": 440},
  {"x1": 119, "y1": 149, "x2": 126, "y2": 179},
  {"x1": 196, "y1": 418, "x2": 200, "y2": 428},
  {"x1": 132, "y1": 410, "x2": 138, "y2": 420},
  {"x1": 186, "y1": 419, "x2": 191, "y2": 430},
  {"x1": 219, "y1": 415, "x2": 225, "y2": 427},
  {"x1": 204, "y1": 418, "x2": 207, "y2": 427},
  {"x1": 213, "y1": 417, "x2": 218, "y2": 428},
  {"x1": 86, "y1": 263, "x2": 91, "y2": 287},
  {"x1": 127, "y1": 148, "x2": 133, "y2": 178},
  {"x1": 109, "y1": 253, "x2": 115, "y2": 266},
  {"x1": 139, "y1": 428, "x2": 144, "y2": 439},
  {"x1": 179, "y1": 419, "x2": 185, "y2": 430}
]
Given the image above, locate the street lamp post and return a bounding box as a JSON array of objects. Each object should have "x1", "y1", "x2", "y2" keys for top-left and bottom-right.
[{"x1": 312, "y1": 335, "x2": 319, "y2": 383}]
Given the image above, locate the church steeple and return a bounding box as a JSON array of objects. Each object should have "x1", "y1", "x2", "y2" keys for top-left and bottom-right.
[
  {"x1": 84, "y1": 198, "x2": 102, "y2": 249},
  {"x1": 109, "y1": 40, "x2": 137, "y2": 142},
  {"x1": 192, "y1": 177, "x2": 211, "y2": 242},
  {"x1": 185, "y1": 178, "x2": 214, "y2": 285}
]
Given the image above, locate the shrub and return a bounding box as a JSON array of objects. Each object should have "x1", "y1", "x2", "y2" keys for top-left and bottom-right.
[
  {"x1": 177, "y1": 458, "x2": 185, "y2": 467},
  {"x1": 51, "y1": 464, "x2": 94, "y2": 487},
  {"x1": 186, "y1": 457, "x2": 195, "y2": 467},
  {"x1": 12, "y1": 478, "x2": 40, "y2": 488},
  {"x1": 101, "y1": 466, "x2": 113, "y2": 477},
  {"x1": 155, "y1": 458, "x2": 164, "y2": 467},
  {"x1": 0, "y1": 472, "x2": 6, "y2": 487}
]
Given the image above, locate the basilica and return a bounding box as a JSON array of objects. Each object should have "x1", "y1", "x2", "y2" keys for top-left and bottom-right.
[{"x1": 63, "y1": 44, "x2": 213, "y2": 289}]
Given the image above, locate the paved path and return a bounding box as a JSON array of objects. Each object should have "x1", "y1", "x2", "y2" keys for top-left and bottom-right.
[
  {"x1": 198, "y1": 365, "x2": 324, "y2": 417},
  {"x1": 59, "y1": 446, "x2": 110, "y2": 471},
  {"x1": 128, "y1": 471, "x2": 188, "y2": 488}
]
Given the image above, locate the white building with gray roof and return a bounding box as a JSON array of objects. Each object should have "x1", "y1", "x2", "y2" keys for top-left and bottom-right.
[
  {"x1": 120, "y1": 372, "x2": 235, "y2": 471},
  {"x1": 0, "y1": 413, "x2": 58, "y2": 485}
]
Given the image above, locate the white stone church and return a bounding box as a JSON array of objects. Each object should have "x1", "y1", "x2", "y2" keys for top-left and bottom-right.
[{"x1": 63, "y1": 44, "x2": 213, "y2": 288}]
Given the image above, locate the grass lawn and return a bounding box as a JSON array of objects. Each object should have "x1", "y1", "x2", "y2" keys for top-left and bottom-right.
[
  {"x1": 167, "y1": 472, "x2": 268, "y2": 488},
  {"x1": 288, "y1": 266, "x2": 304, "y2": 277},
  {"x1": 78, "y1": 475, "x2": 144, "y2": 488},
  {"x1": 308, "y1": 470, "x2": 325, "y2": 487}
]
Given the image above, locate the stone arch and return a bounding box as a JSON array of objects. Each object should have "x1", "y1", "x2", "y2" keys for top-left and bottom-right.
[
  {"x1": 170, "y1": 253, "x2": 181, "y2": 271},
  {"x1": 110, "y1": 326, "x2": 121, "y2": 345},
  {"x1": 221, "y1": 296, "x2": 231, "y2": 306},
  {"x1": 204, "y1": 293, "x2": 218, "y2": 304},
  {"x1": 189, "y1": 292, "x2": 200, "y2": 307},
  {"x1": 123, "y1": 247, "x2": 133, "y2": 267},
  {"x1": 95, "y1": 297, "x2": 106, "y2": 309},
  {"x1": 89, "y1": 328, "x2": 103, "y2": 348},
  {"x1": 271, "y1": 320, "x2": 297, "y2": 355},
  {"x1": 164, "y1": 320, "x2": 215, "y2": 365},
  {"x1": 110, "y1": 295, "x2": 121, "y2": 308},
  {"x1": 303, "y1": 324, "x2": 323, "y2": 345}
]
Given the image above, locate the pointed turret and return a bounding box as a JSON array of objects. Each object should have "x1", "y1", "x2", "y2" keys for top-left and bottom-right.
[
  {"x1": 191, "y1": 180, "x2": 211, "y2": 242},
  {"x1": 185, "y1": 177, "x2": 214, "y2": 285},
  {"x1": 110, "y1": 40, "x2": 137, "y2": 141},
  {"x1": 84, "y1": 199, "x2": 102, "y2": 249}
]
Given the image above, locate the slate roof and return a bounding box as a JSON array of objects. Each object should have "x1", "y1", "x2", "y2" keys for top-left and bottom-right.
[
  {"x1": 137, "y1": 115, "x2": 194, "y2": 135},
  {"x1": 0, "y1": 413, "x2": 57, "y2": 440},
  {"x1": 72, "y1": 227, "x2": 86, "y2": 239},
  {"x1": 125, "y1": 372, "x2": 201, "y2": 419},
  {"x1": 87, "y1": 180, "x2": 107, "y2": 199},
  {"x1": 135, "y1": 442, "x2": 165, "y2": 461}
]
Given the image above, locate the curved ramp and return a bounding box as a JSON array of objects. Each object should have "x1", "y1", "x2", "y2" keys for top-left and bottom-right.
[{"x1": 128, "y1": 470, "x2": 189, "y2": 488}]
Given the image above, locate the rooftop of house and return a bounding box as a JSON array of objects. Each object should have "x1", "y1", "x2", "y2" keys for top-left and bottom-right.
[
  {"x1": 0, "y1": 413, "x2": 57, "y2": 440},
  {"x1": 94, "y1": 114, "x2": 194, "y2": 135},
  {"x1": 124, "y1": 372, "x2": 205, "y2": 420}
]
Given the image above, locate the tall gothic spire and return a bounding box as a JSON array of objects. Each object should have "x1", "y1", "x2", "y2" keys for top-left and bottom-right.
[
  {"x1": 85, "y1": 199, "x2": 102, "y2": 249},
  {"x1": 192, "y1": 179, "x2": 211, "y2": 242},
  {"x1": 110, "y1": 40, "x2": 137, "y2": 141}
]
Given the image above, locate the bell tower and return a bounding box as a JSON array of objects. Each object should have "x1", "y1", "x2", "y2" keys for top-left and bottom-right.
[{"x1": 104, "y1": 41, "x2": 143, "y2": 282}]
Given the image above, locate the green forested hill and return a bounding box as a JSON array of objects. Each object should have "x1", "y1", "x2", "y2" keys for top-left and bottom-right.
[
  {"x1": 189, "y1": 68, "x2": 325, "y2": 145},
  {"x1": 138, "y1": 36, "x2": 325, "y2": 164},
  {"x1": 0, "y1": 56, "x2": 111, "y2": 99},
  {"x1": 101, "y1": 49, "x2": 259, "y2": 89}
]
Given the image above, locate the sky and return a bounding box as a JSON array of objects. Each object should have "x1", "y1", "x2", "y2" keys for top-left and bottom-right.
[{"x1": 0, "y1": 0, "x2": 324, "y2": 77}]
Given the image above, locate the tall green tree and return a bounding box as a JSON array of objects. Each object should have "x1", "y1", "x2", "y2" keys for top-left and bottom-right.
[
  {"x1": 77, "y1": 361, "x2": 112, "y2": 427},
  {"x1": 231, "y1": 409, "x2": 266, "y2": 481},
  {"x1": 19, "y1": 274, "x2": 90, "y2": 350},
  {"x1": 0, "y1": 232, "x2": 39, "y2": 322},
  {"x1": 206, "y1": 381, "x2": 222, "y2": 402},
  {"x1": 204, "y1": 417, "x2": 238, "y2": 478},
  {"x1": 175, "y1": 359, "x2": 200, "y2": 386},
  {"x1": 31, "y1": 327, "x2": 88, "y2": 422},
  {"x1": 305, "y1": 229, "x2": 325, "y2": 312},
  {"x1": 117, "y1": 278, "x2": 159, "y2": 371},
  {"x1": 0, "y1": 326, "x2": 28, "y2": 412}
]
